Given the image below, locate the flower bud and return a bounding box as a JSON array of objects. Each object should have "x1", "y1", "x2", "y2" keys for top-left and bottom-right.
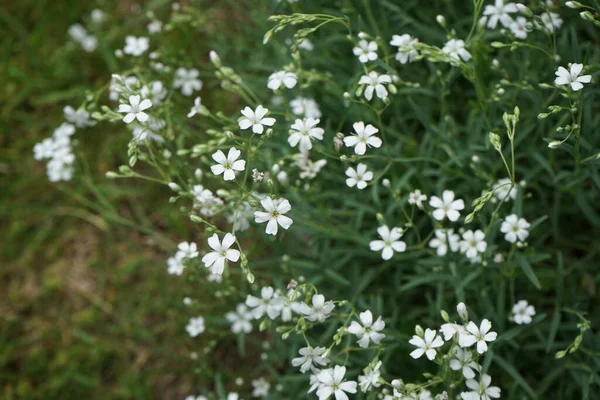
[
  {"x1": 440, "y1": 310, "x2": 450, "y2": 323},
  {"x1": 516, "y1": 3, "x2": 533, "y2": 17},
  {"x1": 548, "y1": 140, "x2": 562, "y2": 149},
  {"x1": 436, "y1": 15, "x2": 446, "y2": 27},
  {"x1": 168, "y1": 182, "x2": 181, "y2": 191},
  {"x1": 382, "y1": 178, "x2": 391, "y2": 188},
  {"x1": 415, "y1": 325, "x2": 424, "y2": 337},
  {"x1": 580, "y1": 11, "x2": 594, "y2": 21},
  {"x1": 457, "y1": 302, "x2": 469, "y2": 321},
  {"x1": 209, "y1": 50, "x2": 221, "y2": 67}
]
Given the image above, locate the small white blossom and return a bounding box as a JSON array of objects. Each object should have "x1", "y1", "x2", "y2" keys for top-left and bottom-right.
[
  {"x1": 554, "y1": 63, "x2": 592, "y2": 91},
  {"x1": 461, "y1": 374, "x2": 501, "y2": 400},
  {"x1": 429, "y1": 190, "x2": 465, "y2": 222},
  {"x1": 343, "y1": 122, "x2": 382, "y2": 155},
  {"x1": 500, "y1": 214, "x2": 530, "y2": 243},
  {"x1": 316, "y1": 366, "x2": 358, "y2": 400},
  {"x1": 459, "y1": 230, "x2": 487, "y2": 259},
  {"x1": 211, "y1": 147, "x2": 246, "y2": 181},
  {"x1": 408, "y1": 190, "x2": 427, "y2": 208},
  {"x1": 449, "y1": 348, "x2": 480, "y2": 379},
  {"x1": 390, "y1": 34, "x2": 419, "y2": 64},
  {"x1": 147, "y1": 20, "x2": 162, "y2": 33},
  {"x1": 345, "y1": 163, "x2": 373, "y2": 190},
  {"x1": 176, "y1": 241, "x2": 199, "y2": 260},
  {"x1": 442, "y1": 39, "x2": 472, "y2": 64},
  {"x1": 201, "y1": 233, "x2": 240, "y2": 275},
  {"x1": 492, "y1": 178, "x2": 517, "y2": 201},
  {"x1": 353, "y1": 40, "x2": 378, "y2": 63},
  {"x1": 123, "y1": 36, "x2": 149, "y2": 56},
  {"x1": 238, "y1": 105, "x2": 276, "y2": 134},
  {"x1": 267, "y1": 70, "x2": 298, "y2": 91},
  {"x1": 290, "y1": 97, "x2": 322, "y2": 119},
  {"x1": 187, "y1": 97, "x2": 206, "y2": 118},
  {"x1": 254, "y1": 196, "x2": 293, "y2": 235},
  {"x1": 251, "y1": 377, "x2": 270, "y2": 398},
  {"x1": 291, "y1": 346, "x2": 330, "y2": 373},
  {"x1": 429, "y1": 229, "x2": 460, "y2": 256},
  {"x1": 359, "y1": 71, "x2": 392, "y2": 101},
  {"x1": 173, "y1": 68, "x2": 203, "y2": 96},
  {"x1": 185, "y1": 317, "x2": 205, "y2": 337},
  {"x1": 347, "y1": 310, "x2": 386, "y2": 348},
  {"x1": 510, "y1": 16, "x2": 529, "y2": 39},
  {"x1": 459, "y1": 319, "x2": 498, "y2": 354},
  {"x1": 512, "y1": 300, "x2": 536, "y2": 324},
  {"x1": 536, "y1": 12, "x2": 563, "y2": 32},
  {"x1": 167, "y1": 257, "x2": 185, "y2": 275},
  {"x1": 370, "y1": 225, "x2": 406, "y2": 260},
  {"x1": 118, "y1": 95, "x2": 152, "y2": 124},
  {"x1": 409, "y1": 328, "x2": 444, "y2": 360},
  {"x1": 440, "y1": 322, "x2": 466, "y2": 341},
  {"x1": 245, "y1": 286, "x2": 283, "y2": 319},
  {"x1": 226, "y1": 304, "x2": 253, "y2": 333},
  {"x1": 288, "y1": 118, "x2": 325, "y2": 152},
  {"x1": 297, "y1": 294, "x2": 335, "y2": 322},
  {"x1": 358, "y1": 361, "x2": 382, "y2": 393},
  {"x1": 63, "y1": 105, "x2": 96, "y2": 127},
  {"x1": 483, "y1": 0, "x2": 518, "y2": 29}
]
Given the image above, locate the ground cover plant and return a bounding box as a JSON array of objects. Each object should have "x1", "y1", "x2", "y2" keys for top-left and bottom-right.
[{"x1": 14, "y1": 0, "x2": 600, "y2": 399}]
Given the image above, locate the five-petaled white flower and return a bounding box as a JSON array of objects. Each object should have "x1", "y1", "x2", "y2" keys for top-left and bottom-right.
[
  {"x1": 343, "y1": 122, "x2": 382, "y2": 155},
  {"x1": 63, "y1": 105, "x2": 96, "y2": 128},
  {"x1": 201, "y1": 233, "x2": 240, "y2": 275},
  {"x1": 288, "y1": 118, "x2": 325, "y2": 152},
  {"x1": 510, "y1": 16, "x2": 529, "y2": 39},
  {"x1": 347, "y1": 310, "x2": 386, "y2": 348},
  {"x1": 492, "y1": 178, "x2": 517, "y2": 202},
  {"x1": 459, "y1": 230, "x2": 487, "y2": 259},
  {"x1": 226, "y1": 303, "x2": 253, "y2": 333},
  {"x1": 267, "y1": 70, "x2": 298, "y2": 91},
  {"x1": 512, "y1": 300, "x2": 536, "y2": 324},
  {"x1": 483, "y1": 0, "x2": 518, "y2": 29},
  {"x1": 429, "y1": 229, "x2": 460, "y2": 256},
  {"x1": 359, "y1": 71, "x2": 392, "y2": 101},
  {"x1": 369, "y1": 225, "x2": 406, "y2": 260},
  {"x1": 461, "y1": 374, "x2": 501, "y2": 400},
  {"x1": 429, "y1": 190, "x2": 465, "y2": 222},
  {"x1": 316, "y1": 366, "x2": 358, "y2": 400},
  {"x1": 449, "y1": 348, "x2": 480, "y2": 379},
  {"x1": 442, "y1": 39, "x2": 472, "y2": 64},
  {"x1": 408, "y1": 189, "x2": 427, "y2": 208},
  {"x1": 297, "y1": 294, "x2": 335, "y2": 322},
  {"x1": 409, "y1": 328, "x2": 444, "y2": 360},
  {"x1": 291, "y1": 346, "x2": 330, "y2": 373},
  {"x1": 459, "y1": 319, "x2": 498, "y2": 354},
  {"x1": 353, "y1": 40, "x2": 378, "y2": 63},
  {"x1": 118, "y1": 95, "x2": 152, "y2": 124},
  {"x1": 390, "y1": 34, "x2": 419, "y2": 64},
  {"x1": 500, "y1": 214, "x2": 530, "y2": 243},
  {"x1": 123, "y1": 36, "x2": 149, "y2": 56},
  {"x1": 185, "y1": 316, "x2": 205, "y2": 337},
  {"x1": 238, "y1": 105, "x2": 276, "y2": 134},
  {"x1": 176, "y1": 241, "x2": 199, "y2": 259},
  {"x1": 245, "y1": 286, "x2": 283, "y2": 320},
  {"x1": 173, "y1": 68, "x2": 203, "y2": 96},
  {"x1": 358, "y1": 361, "x2": 382, "y2": 393},
  {"x1": 554, "y1": 63, "x2": 592, "y2": 91},
  {"x1": 254, "y1": 196, "x2": 293, "y2": 235},
  {"x1": 251, "y1": 377, "x2": 270, "y2": 398},
  {"x1": 187, "y1": 97, "x2": 205, "y2": 118},
  {"x1": 345, "y1": 163, "x2": 373, "y2": 190},
  {"x1": 537, "y1": 12, "x2": 563, "y2": 33},
  {"x1": 210, "y1": 147, "x2": 246, "y2": 181}
]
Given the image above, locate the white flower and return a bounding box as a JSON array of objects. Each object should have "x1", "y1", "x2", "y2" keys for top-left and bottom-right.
[
  {"x1": 537, "y1": 12, "x2": 563, "y2": 33},
  {"x1": 118, "y1": 95, "x2": 152, "y2": 124},
  {"x1": 80, "y1": 36, "x2": 98, "y2": 52},
  {"x1": 343, "y1": 122, "x2": 382, "y2": 155},
  {"x1": 353, "y1": 39, "x2": 378, "y2": 63},
  {"x1": 297, "y1": 294, "x2": 335, "y2": 322},
  {"x1": 409, "y1": 328, "x2": 444, "y2": 360},
  {"x1": 251, "y1": 377, "x2": 270, "y2": 398},
  {"x1": 33, "y1": 138, "x2": 56, "y2": 160},
  {"x1": 201, "y1": 233, "x2": 240, "y2": 275},
  {"x1": 492, "y1": 178, "x2": 517, "y2": 201},
  {"x1": 297, "y1": 155, "x2": 327, "y2": 180},
  {"x1": 210, "y1": 147, "x2": 246, "y2": 181},
  {"x1": 510, "y1": 16, "x2": 529, "y2": 39},
  {"x1": 347, "y1": 310, "x2": 386, "y2": 348},
  {"x1": 359, "y1": 71, "x2": 392, "y2": 101},
  {"x1": 461, "y1": 374, "x2": 501, "y2": 400},
  {"x1": 500, "y1": 214, "x2": 530, "y2": 243},
  {"x1": 408, "y1": 190, "x2": 427, "y2": 208},
  {"x1": 298, "y1": 38, "x2": 314, "y2": 51},
  {"x1": 390, "y1": 34, "x2": 419, "y2": 64},
  {"x1": 123, "y1": 36, "x2": 149, "y2": 56},
  {"x1": 449, "y1": 348, "x2": 480, "y2": 379},
  {"x1": 173, "y1": 68, "x2": 203, "y2": 96},
  {"x1": 442, "y1": 39, "x2": 472, "y2": 64},
  {"x1": 176, "y1": 241, "x2": 199, "y2": 259},
  {"x1": 267, "y1": 70, "x2": 298, "y2": 90},
  {"x1": 290, "y1": 97, "x2": 322, "y2": 119},
  {"x1": 369, "y1": 225, "x2": 406, "y2": 260},
  {"x1": 227, "y1": 202, "x2": 254, "y2": 232},
  {"x1": 345, "y1": 163, "x2": 373, "y2": 190},
  {"x1": 185, "y1": 395, "x2": 207, "y2": 400},
  {"x1": 238, "y1": 105, "x2": 276, "y2": 134},
  {"x1": 147, "y1": 20, "x2": 162, "y2": 33},
  {"x1": 429, "y1": 190, "x2": 465, "y2": 222},
  {"x1": 457, "y1": 302, "x2": 469, "y2": 321},
  {"x1": 459, "y1": 319, "x2": 498, "y2": 354},
  {"x1": 63, "y1": 105, "x2": 96, "y2": 127},
  {"x1": 140, "y1": 81, "x2": 167, "y2": 105},
  {"x1": 245, "y1": 286, "x2": 283, "y2": 319},
  {"x1": 554, "y1": 63, "x2": 592, "y2": 91},
  {"x1": 358, "y1": 361, "x2": 382, "y2": 392},
  {"x1": 68, "y1": 24, "x2": 88, "y2": 42},
  {"x1": 459, "y1": 230, "x2": 487, "y2": 259},
  {"x1": 254, "y1": 196, "x2": 293, "y2": 235},
  {"x1": 185, "y1": 317, "x2": 205, "y2": 337},
  {"x1": 187, "y1": 97, "x2": 205, "y2": 118},
  {"x1": 288, "y1": 118, "x2": 325, "y2": 152},
  {"x1": 167, "y1": 257, "x2": 185, "y2": 275},
  {"x1": 429, "y1": 229, "x2": 460, "y2": 256},
  {"x1": 316, "y1": 366, "x2": 358, "y2": 400},
  {"x1": 440, "y1": 322, "x2": 466, "y2": 341},
  {"x1": 291, "y1": 346, "x2": 330, "y2": 373},
  {"x1": 226, "y1": 304, "x2": 253, "y2": 333},
  {"x1": 512, "y1": 300, "x2": 535, "y2": 324},
  {"x1": 483, "y1": 0, "x2": 518, "y2": 29}
]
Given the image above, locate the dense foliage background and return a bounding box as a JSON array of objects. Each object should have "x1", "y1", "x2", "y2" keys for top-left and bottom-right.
[{"x1": 2, "y1": 0, "x2": 600, "y2": 399}]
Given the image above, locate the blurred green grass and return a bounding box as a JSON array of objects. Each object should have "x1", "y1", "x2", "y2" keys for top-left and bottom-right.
[{"x1": 0, "y1": 1, "x2": 205, "y2": 398}]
